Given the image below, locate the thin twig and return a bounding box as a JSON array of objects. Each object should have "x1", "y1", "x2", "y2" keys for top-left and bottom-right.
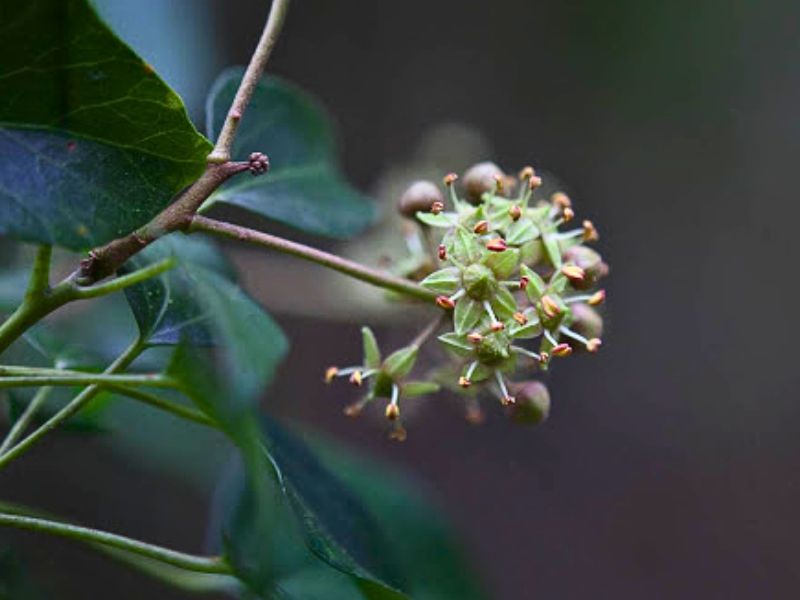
[
  {"x1": 208, "y1": 0, "x2": 292, "y2": 162},
  {"x1": 0, "y1": 512, "x2": 230, "y2": 574},
  {"x1": 0, "y1": 338, "x2": 144, "y2": 470},
  {"x1": 190, "y1": 215, "x2": 439, "y2": 303},
  {"x1": 0, "y1": 386, "x2": 51, "y2": 455}
]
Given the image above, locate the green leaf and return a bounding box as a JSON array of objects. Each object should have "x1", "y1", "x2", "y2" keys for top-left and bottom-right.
[
  {"x1": 541, "y1": 231, "x2": 563, "y2": 269},
  {"x1": 482, "y1": 248, "x2": 519, "y2": 280},
  {"x1": 309, "y1": 433, "x2": 487, "y2": 600},
  {"x1": 382, "y1": 346, "x2": 418, "y2": 380},
  {"x1": 419, "y1": 267, "x2": 461, "y2": 295},
  {"x1": 204, "y1": 68, "x2": 375, "y2": 239},
  {"x1": 505, "y1": 218, "x2": 540, "y2": 246},
  {"x1": 360, "y1": 326, "x2": 382, "y2": 370},
  {"x1": 490, "y1": 285, "x2": 517, "y2": 320},
  {"x1": 519, "y1": 264, "x2": 547, "y2": 301},
  {"x1": 415, "y1": 212, "x2": 458, "y2": 228},
  {"x1": 122, "y1": 235, "x2": 248, "y2": 348},
  {"x1": 260, "y1": 418, "x2": 403, "y2": 593},
  {"x1": 453, "y1": 298, "x2": 483, "y2": 334},
  {"x1": 436, "y1": 332, "x2": 473, "y2": 356},
  {"x1": 0, "y1": 0, "x2": 211, "y2": 249},
  {"x1": 447, "y1": 228, "x2": 483, "y2": 264},
  {"x1": 401, "y1": 381, "x2": 440, "y2": 398}
]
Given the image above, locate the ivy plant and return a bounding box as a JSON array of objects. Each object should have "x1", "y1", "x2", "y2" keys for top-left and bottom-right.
[{"x1": 0, "y1": 0, "x2": 609, "y2": 597}]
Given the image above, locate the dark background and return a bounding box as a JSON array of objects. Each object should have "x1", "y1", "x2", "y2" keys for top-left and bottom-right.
[{"x1": 4, "y1": 0, "x2": 800, "y2": 598}]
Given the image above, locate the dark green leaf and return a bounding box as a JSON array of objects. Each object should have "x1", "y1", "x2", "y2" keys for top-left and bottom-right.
[
  {"x1": 361, "y1": 327, "x2": 381, "y2": 370},
  {"x1": 204, "y1": 68, "x2": 375, "y2": 239},
  {"x1": 454, "y1": 297, "x2": 482, "y2": 334},
  {"x1": 260, "y1": 417, "x2": 403, "y2": 593},
  {"x1": 0, "y1": 0, "x2": 211, "y2": 249}
]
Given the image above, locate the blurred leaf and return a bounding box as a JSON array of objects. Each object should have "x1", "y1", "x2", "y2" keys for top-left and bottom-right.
[
  {"x1": 314, "y1": 437, "x2": 487, "y2": 600},
  {"x1": 259, "y1": 417, "x2": 403, "y2": 594},
  {"x1": 0, "y1": 0, "x2": 210, "y2": 249},
  {"x1": 361, "y1": 327, "x2": 381, "y2": 370},
  {"x1": 203, "y1": 68, "x2": 375, "y2": 239},
  {"x1": 0, "y1": 268, "x2": 27, "y2": 313},
  {"x1": 0, "y1": 546, "x2": 45, "y2": 600},
  {"x1": 229, "y1": 420, "x2": 487, "y2": 600}
]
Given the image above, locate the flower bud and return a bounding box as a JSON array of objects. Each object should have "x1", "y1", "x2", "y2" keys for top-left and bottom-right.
[
  {"x1": 569, "y1": 303, "x2": 604, "y2": 340},
  {"x1": 476, "y1": 331, "x2": 512, "y2": 366},
  {"x1": 463, "y1": 161, "x2": 504, "y2": 204},
  {"x1": 397, "y1": 180, "x2": 444, "y2": 218},
  {"x1": 509, "y1": 381, "x2": 550, "y2": 425}
]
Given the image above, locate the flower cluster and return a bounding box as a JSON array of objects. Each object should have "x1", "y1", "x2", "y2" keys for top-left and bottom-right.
[{"x1": 326, "y1": 161, "x2": 608, "y2": 439}]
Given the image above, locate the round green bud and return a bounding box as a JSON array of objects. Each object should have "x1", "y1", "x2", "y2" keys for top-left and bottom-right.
[
  {"x1": 509, "y1": 381, "x2": 550, "y2": 425},
  {"x1": 569, "y1": 303, "x2": 604, "y2": 340},
  {"x1": 462, "y1": 263, "x2": 497, "y2": 300},
  {"x1": 476, "y1": 330, "x2": 511, "y2": 366},
  {"x1": 563, "y1": 246, "x2": 609, "y2": 290},
  {"x1": 397, "y1": 180, "x2": 444, "y2": 219},
  {"x1": 463, "y1": 161, "x2": 504, "y2": 205}
]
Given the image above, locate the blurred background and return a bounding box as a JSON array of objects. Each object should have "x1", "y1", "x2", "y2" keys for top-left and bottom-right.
[{"x1": 4, "y1": 0, "x2": 800, "y2": 597}]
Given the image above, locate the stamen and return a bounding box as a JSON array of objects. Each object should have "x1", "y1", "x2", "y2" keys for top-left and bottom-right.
[
  {"x1": 508, "y1": 204, "x2": 522, "y2": 221},
  {"x1": 540, "y1": 295, "x2": 561, "y2": 318},
  {"x1": 486, "y1": 238, "x2": 507, "y2": 252},
  {"x1": 561, "y1": 264, "x2": 585, "y2": 283},
  {"x1": 324, "y1": 366, "x2": 339, "y2": 383},
  {"x1": 553, "y1": 228, "x2": 584, "y2": 241},
  {"x1": 588, "y1": 290, "x2": 606, "y2": 305},
  {"x1": 482, "y1": 300, "x2": 499, "y2": 323},
  {"x1": 551, "y1": 192, "x2": 572, "y2": 209},
  {"x1": 349, "y1": 370, "x2": 363, "y2": 386},
  {"x1": 344, "y1": 394, "x2": 373, "y2": 417},
  {"x1": 430, "y1": 201, "x2": 444, "y2": 215},
  {"x1": 559, "y1": 325, "x2": 589, "y2": 345},
  {"x1": 582, "y1": 220, "x2": 599, "y2": 242},
  {"x1": 467, "y1": 332, "x2": 483, "y2": 344},
  {"x1": 543, "y1": 328, "x2": 559, "y2": 346},
  {"x1": 436, "y1": 295, "x2": 456, "y2": 309},
  {"x1": 460, "y1": 361, "x2": 479, "y2": 387},
  {"x1": 465, "y1": 398, "x2": 485, "y2": 424},
  {"x1": 513, "y1": 312, "x2": 528, "y2": 325},
  {"x1": 562, "y1": 207, "x2": 575, "y2": 222},
  {"x1": 494, "y1": 371, "x2": 515, "y2": 405},
  {"x1": 519, "y1": 275, "x2": 530, "y2": 290},
  {"x1": 586, "y1": 338, "x2": 602, "y2": 352},
  {"x1": 438, "y1": 244, "x2": 447, "y2": 260},
  {"x1": 512, "y1": 345, "x2": 542, "y2": 361},
  {"x1": 473, "y1": 220, "x2": 489, "y2": 234},
  {"x1": 490, "y1": 321, "x2": 505, "y2": 332},
  {"x1": 385, "y1": 385, "x2": 401, "y2": 420},
  {"x1": 444, "y1": 172, "x2": 459, "y2": 206},
  {"x1": 551, "y1": 343, "x2": 573, "y2": 357},
  {"x1": 389, "y1": 422, "x2": 408, "y2": 442}
]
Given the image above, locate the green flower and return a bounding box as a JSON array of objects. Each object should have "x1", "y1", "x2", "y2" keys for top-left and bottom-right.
[{"x1": 325, "y1": 326, "x2": 439, "y2": 440}]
